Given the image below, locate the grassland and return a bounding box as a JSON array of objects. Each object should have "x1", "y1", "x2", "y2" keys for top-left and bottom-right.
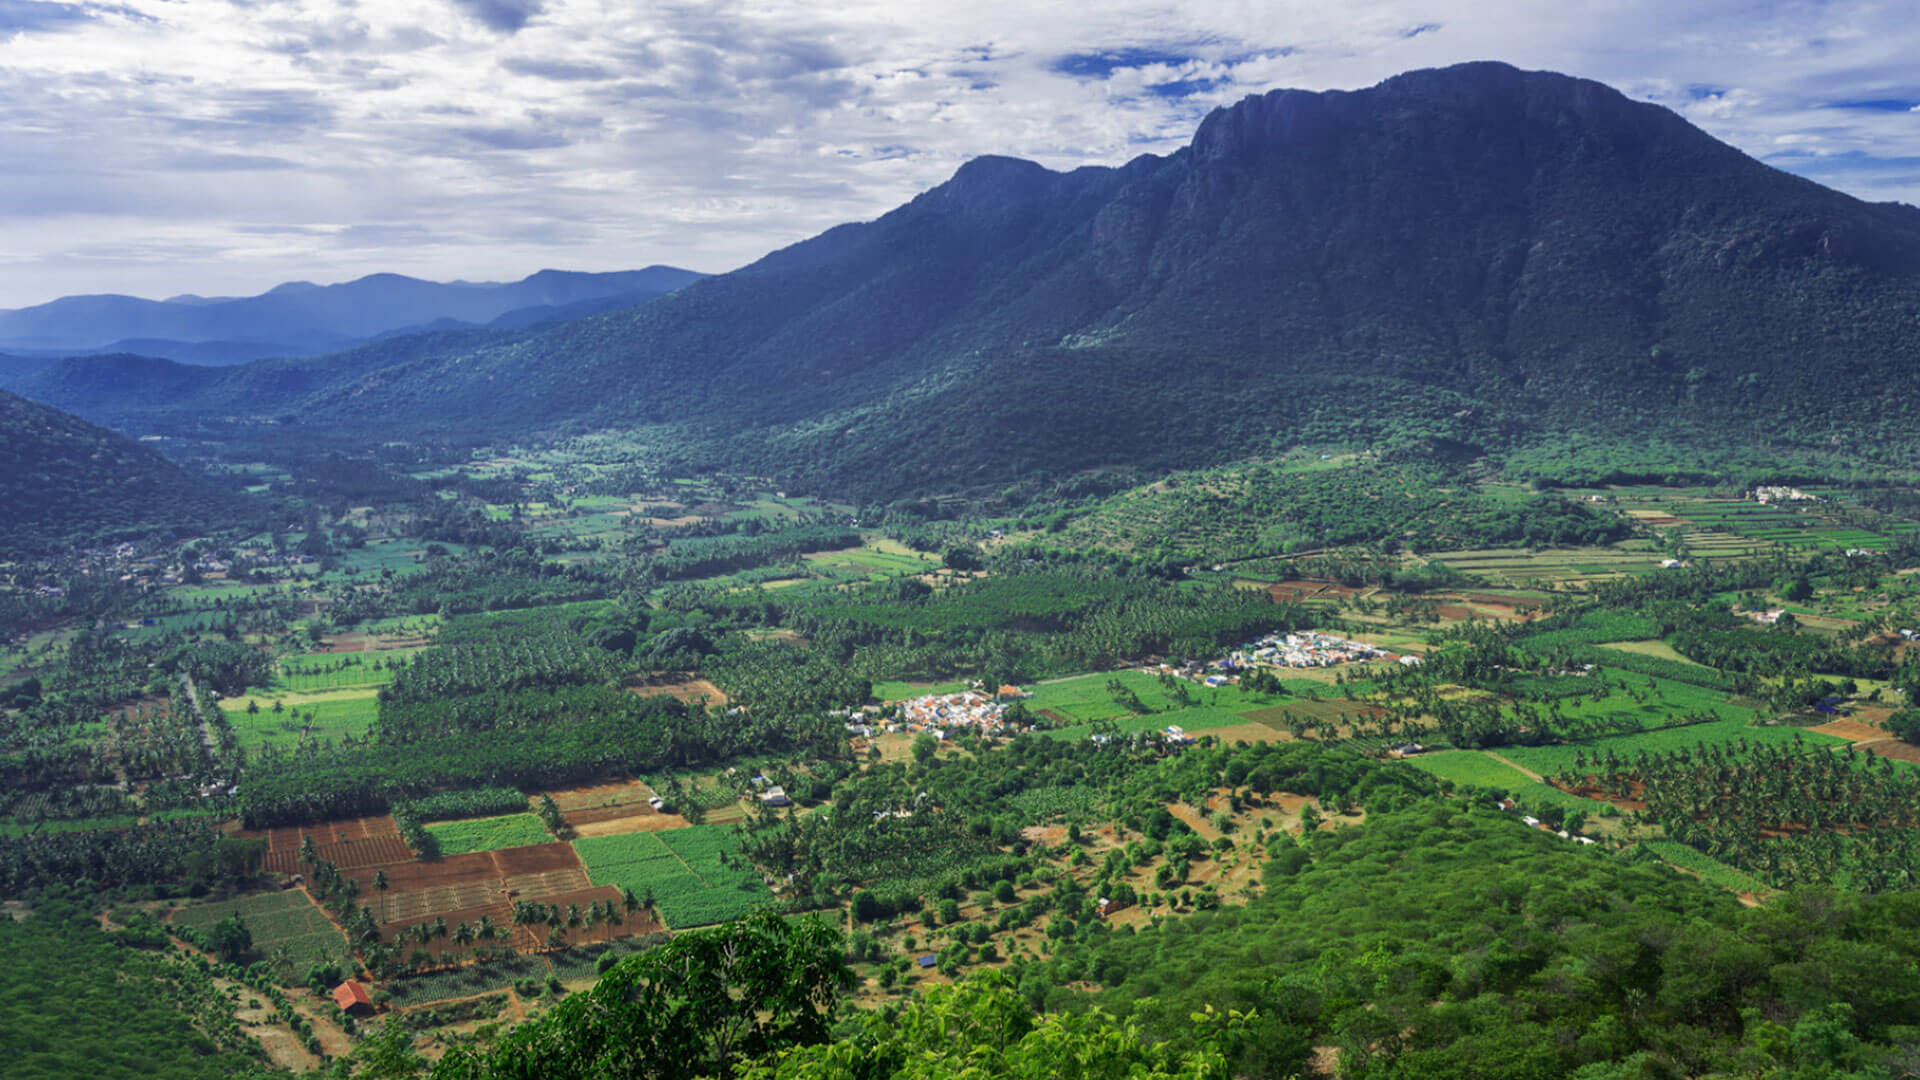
[{"x1": 423, "y1": 813, "x2": 553, "y2": 855}]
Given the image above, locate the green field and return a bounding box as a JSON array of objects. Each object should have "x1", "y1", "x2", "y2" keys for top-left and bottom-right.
[
  {"x1": 1401, "y1": 750, "x2": 1610, "y2": 810},
  {"x1": 270, "y1": 651, "x2": 415, "y2": 692},
  {"x1": 169, "y1": 889, "x2": 348, "y2": 974},
  {"x1": 573, "y1": 826, "x2": 769, "y2": 928},
  {"x1": 1024, "y1": 671, "x2": 1287, "y2": 723},
  {"x1": 423, "y1": 813, "x2": 553, "y2": 855},
  {"x1": 219, "y1": 688, "x2": 381, "y2": 752},
  {"x1": 1640, "y1": 840, "x2": 1773, "y2": 896},
  {"x1": 1035, "y1": 704, "x2": 1256, "y2": 743},
  {"x1": 1495, "y1": 719, "x2": 1848, "y2": 777},
  {"x1": 1496, "y1": 668, "x2": 1756, "y2": 732}
]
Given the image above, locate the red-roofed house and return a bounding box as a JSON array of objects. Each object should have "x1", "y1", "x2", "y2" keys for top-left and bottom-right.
[{"x1": 333, "y1": 980, "x2": 374, "y2": 1015}]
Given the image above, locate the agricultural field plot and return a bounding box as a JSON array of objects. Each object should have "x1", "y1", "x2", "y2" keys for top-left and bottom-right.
[
  {"x1": 1595, "y1": 640, "x2": 1709, "y2": 667},
  {"x1": 268, "y1": 650, "x2": 413, "y2": 691},
  {"x1": 1035, "y1": 705, "x2": 1253, "y2": 743},
  {"x1": 1495, "y1": 718, "x2": 1849, "y2": 777},
  {"x1": 1420, "y1": 546, "x2": 1665, "y2": 587},
  {"x1": 573, "y1": 826, "x2": 771, "y2": 928},
  {"x1": 262, "y1": 833, "x2": 414, "y2": 874},
  {"x1": 1023, "y1": 671, "x2": 1288, "y2": 724},
  {"x1": 1494, "y1": 669, "x2": 1756, "y2": 731},
  {"x1": 424, "y1": 814, "x2": 554, "y2": 856},
  {"x1": 1402, "y1": 751, "x2": 1609, "y2": 810},
  {"x1": 219, "y1": 688, "x2": 380, "y2": 752},
  {"x1": 802, "y1": 543, "x2": 940, "y2": 581},
  {"x1": 624, "y1": 676, "x2": 729, "y2": 706},
  {"x1": 1620, "y1": 490, "x2": 1914, "y2": 554},
  {"x1": 248, "y1": 814, "x2": 412, "y2": 874},
  {"x1": 545, "y1": 778, "x2": 659, "y2": 815},
  {"x1": 1639, "y1": 840, "x2": 1772, "y2": 897},
  {"x1": 169, "y1": 889, "x2": 349, "y2": 971}
]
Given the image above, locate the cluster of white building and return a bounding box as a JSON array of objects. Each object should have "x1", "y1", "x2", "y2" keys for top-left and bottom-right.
[
  {"x1": 1217, "y1": 630, "x2": 1387, "y2": 671},
  {"x1": 886, "y1": 689, "x2": 1023, "y2": 735}
]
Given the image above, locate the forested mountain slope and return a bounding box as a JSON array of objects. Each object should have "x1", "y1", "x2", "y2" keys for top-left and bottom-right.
[
  {"x1": 0, "y1": 390, "x2": 240, "y2": 558},
  {"x1": 21, "y1": 62, "x2": 1920, "y2": 499}
]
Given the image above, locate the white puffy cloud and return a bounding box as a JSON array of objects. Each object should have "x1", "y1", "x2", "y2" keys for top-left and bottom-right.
[{"x1": 1, "y1": 0, "x2": 1917, "y2": 305}]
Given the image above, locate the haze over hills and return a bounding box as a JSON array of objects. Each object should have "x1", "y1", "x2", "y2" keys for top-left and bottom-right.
[
  {"x1": 0, "y1": 266, "x2": 705, "y2": 366},
  {"x1": 0, "y1": 389, "x2": 241, "y2": 558},
  {"x1": 15, "y1": 62, "x2": 1920, "y2": 500}
]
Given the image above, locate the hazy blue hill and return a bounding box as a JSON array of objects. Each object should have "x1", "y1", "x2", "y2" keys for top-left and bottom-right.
[
  {"x1": 0, "y1": 389, "x2": 241, "y2": 558},
  {"x1": 0, "y1": 265, "x2": 704, "y2": 362},
  {"x1": 16, "y1": 63, "x2": 1920, "y2": 498}
]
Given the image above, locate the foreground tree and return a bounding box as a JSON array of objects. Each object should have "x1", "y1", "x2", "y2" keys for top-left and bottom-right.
[
  {"x1": 432, "y1": 912, "x2": 849, "y2": 1080},
  {"x1": 740, "y1": 973, "x2": 1244, "y2": 1080}
]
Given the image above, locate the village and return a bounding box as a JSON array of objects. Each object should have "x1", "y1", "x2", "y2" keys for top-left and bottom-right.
[
  {"x1": 1209, "y1": 629, "x2": 1398, "y2": 676},
  {"x1": 875, "y1": 686, "x2": 1027, "y2": 737}
]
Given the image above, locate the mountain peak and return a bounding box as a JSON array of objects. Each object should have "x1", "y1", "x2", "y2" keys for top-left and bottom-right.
[
  {"x1": 1189, "y1": 61, "x2": 1679, "y2": 163},
  {"x1": 938, "y1": 155, "x2": 1059, "y2": 210}
]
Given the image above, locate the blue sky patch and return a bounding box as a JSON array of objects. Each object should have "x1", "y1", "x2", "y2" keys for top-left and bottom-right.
[{"x1": 1053, "y1": 47, "x2": 1199, "y2": 79}]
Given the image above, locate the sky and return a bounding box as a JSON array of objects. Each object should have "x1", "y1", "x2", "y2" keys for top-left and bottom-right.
[{"x1": 2, "y1": 0, "x2": 1917, "y2": 308}]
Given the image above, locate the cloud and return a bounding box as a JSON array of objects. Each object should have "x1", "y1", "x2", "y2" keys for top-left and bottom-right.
[
  {"x1": 3, "y1": 0, "x2": 1920, "y2": 305},
  {"x1": 500, "y1": 55, "x2": 612, "y2": 81}
]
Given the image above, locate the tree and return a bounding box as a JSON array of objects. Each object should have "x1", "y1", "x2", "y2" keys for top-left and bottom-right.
[
  {"x1": 432, "y1": 912, "x2": 850, "y2": 1080},
  {"x1": 1886, "y1": 710, "x2": 1920, "y2": 745},
  {"x1": 912, "y1": 733, "x2": 939, "y2": 764},
  {"x1": 207, "y1": 914, "x2": 253, "y2": 961}
]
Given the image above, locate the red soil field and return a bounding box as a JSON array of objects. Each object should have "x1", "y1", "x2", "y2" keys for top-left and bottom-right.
[
  {"x1": 1865, "y1": 740, "x2": 1920, "y2": 765},
  {"x1": 1810, "y1": 718, "x2": 1884, "y2": 742},
  {"x1": 490, "y1": 842, "x2": 582, "y2": 876},
  {"x1": 544, "y1": 779, "x2": 656, "y2": 814},
  {"x1": 263, "y1": 835, "x2": 412, "y2": 875},
  {"x1": 1269, "y1": 580, "x2": 1362, "y2": 602},
  {"x1": 560, "y1": 804, "x2": 653, "y2": 827},
  {"x1": 248, "y1": 815, "x2": 401, "y2": 853}
]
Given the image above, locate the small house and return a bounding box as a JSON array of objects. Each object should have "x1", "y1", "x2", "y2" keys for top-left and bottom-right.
[
  {"x1": 917, "y1": 954, "x2": 938, "y2": 969},
  {"x1": 760, "y1": 786, "x2": 792, "y2": 807},
  {"x1": 333, "y1": 981, "x2": 374, "y2": 1015}
]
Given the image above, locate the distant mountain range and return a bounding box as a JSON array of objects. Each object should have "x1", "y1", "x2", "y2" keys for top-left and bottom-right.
[
  {"x1": 12, "y1": 62, "x2": 1920, "y2": 499},
  {"x1": 0, "y1": 389, "x2": 241, "y2": 558},
  {"x1": 0, "y1": 266, "x2": 705, "y2": 365}
]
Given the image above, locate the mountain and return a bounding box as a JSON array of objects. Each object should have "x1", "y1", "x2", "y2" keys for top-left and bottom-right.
[
  {"x1": 0, "y1": 389, "x2": 242, "y2": 558},
  {"x1": 0, "y1": 266, "x2": 705, "y2": 364},
  {"x1": 16, "y1": 62, "x2": 1920, "y2": 498}
]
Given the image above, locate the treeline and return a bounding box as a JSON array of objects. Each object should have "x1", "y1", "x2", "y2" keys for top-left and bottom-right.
[
  {"x1": 632, "y1": 525, "x2": 860, "y2": 581},
  {"x1": 383, "y1": 632, "x2": 620, "y2": 703}
]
